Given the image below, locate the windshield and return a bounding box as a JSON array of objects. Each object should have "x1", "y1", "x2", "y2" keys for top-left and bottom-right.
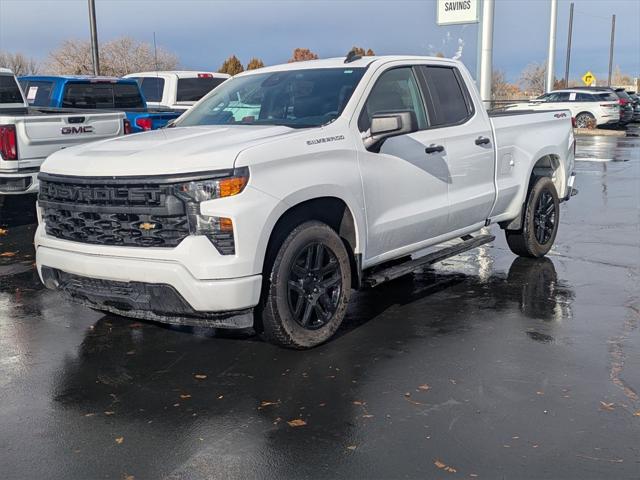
[{"x1": 177, "y1": 67, "x2": 366, "y2": 128}]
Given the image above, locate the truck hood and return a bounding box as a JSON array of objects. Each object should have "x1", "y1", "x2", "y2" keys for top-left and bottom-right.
[{"x1": 41, "y1": 125, "x2": 296, "y2": 177}]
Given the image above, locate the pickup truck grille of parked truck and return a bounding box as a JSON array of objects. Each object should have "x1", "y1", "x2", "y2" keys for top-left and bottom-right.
[{"x1": 38, "y1": 170, "x2": 245, "y2": 253}]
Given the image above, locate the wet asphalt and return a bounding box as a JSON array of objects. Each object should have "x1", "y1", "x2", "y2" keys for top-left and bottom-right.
[{"x1": 0, "y1": 126, "x2": 639, "y2": 480}]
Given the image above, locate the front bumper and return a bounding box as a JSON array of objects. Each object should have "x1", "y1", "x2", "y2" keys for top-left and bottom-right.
[{"x1": 36, "y1": 241, "x2": 263, "y2": 328}]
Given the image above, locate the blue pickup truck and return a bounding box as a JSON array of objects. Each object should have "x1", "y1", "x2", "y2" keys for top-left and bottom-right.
[{"x1": 18, "y1": 76, "x2": 181, "y2": 133}]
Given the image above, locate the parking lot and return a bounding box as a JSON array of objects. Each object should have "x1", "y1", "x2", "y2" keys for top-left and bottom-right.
[{"x1": 0, "y1": 126, "x2": 639, "y2": 479}]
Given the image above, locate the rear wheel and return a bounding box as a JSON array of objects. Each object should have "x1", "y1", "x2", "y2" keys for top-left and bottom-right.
[
  {"x1": 506, "y1": 177, "x2": 559, "y2": 258},
  {"x1": 260, "y1": 221, "x2": 351, "y2": 349},
  {"x1": 575, "y1": 112, "x2": 596, "y2": 129}
]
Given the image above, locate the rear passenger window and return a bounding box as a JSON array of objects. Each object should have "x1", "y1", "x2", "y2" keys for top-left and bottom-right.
[
  {"x1": 576, "y1": 93, "x2": 593, "y2": 102},
  {"x1": 420, "y1": 66, "x2": 472, "y2": 127}
]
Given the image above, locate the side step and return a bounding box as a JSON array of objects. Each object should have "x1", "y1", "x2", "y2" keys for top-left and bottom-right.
[{"x1": 362, "y1": 234, "x2": 495, "y2": 288}]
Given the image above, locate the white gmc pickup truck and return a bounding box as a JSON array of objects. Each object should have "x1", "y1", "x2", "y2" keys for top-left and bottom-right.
[
  {"x1": 0, "y1": 68, "x2": 126, "y2": 199},
  {"x1": 35, "y1": 55, "x2": 576, "y2": 348}
]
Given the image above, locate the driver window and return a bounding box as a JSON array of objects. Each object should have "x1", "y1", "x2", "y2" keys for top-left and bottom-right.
[{"x1": 358, "y1": 67, "x2": 428, "y2": 132}]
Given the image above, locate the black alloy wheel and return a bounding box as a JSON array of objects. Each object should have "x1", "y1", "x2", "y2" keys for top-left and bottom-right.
[
  {"x1": 287, "y1": 242, "x2": 342, "y2": 330},
  {"x1": 533, "y1": 189, "x2": 556, "y2": 245}
]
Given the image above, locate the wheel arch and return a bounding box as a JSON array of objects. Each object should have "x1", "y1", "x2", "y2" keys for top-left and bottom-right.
[
  {"x1": 260, "y1": 195, "x2": 363, "y2": 289},
  {"x1": 501, "y1": 153, "x2": 564, "y2": 231}
]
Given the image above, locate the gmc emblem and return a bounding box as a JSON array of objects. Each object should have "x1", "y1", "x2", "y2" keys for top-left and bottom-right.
[{"x1": 61, "y1": 126, "x2": 94, "y2": 135}]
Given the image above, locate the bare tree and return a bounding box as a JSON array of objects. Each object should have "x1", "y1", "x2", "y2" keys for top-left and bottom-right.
[
  {"x1": 47, "y1": 37, "x2": 178, "y2": 76},
  {"x1": 288, "y1": 48, "x2": 318, "y2": 63},
  {"x1": 0, "y1": 51, "x2": 40, "y2": 75},
  {"x1": 218, "y1": 55, "x2": 244, "y2": 76},
  {"x1": 491, "y1": 70, "x2": 524, "y2": 101},
  {"x1": 246, "y1": 58, "x2": 265, "y2": 70},
  {"x1": 612, "y1": 66, "x2": 632, "y2": 86},
  {"x1": 349, "y1": 46, "x2": 375, "y2": 56},
  {"x1": 518, "y1": 62, "x2": 546, "y2": 96}
]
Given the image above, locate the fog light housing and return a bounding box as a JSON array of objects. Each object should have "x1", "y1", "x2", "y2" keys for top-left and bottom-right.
[{"x1": 195, "y1": 214, "x2": 235, "y2": 255}]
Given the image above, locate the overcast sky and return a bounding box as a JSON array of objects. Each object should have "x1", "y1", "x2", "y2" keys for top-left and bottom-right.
[{"x1": 0, "y1": 0, "x2": 638, "y2": 82}]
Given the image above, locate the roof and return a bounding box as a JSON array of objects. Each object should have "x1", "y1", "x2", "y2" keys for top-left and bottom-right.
[
  {"x1": 0, "y1": 67, "x2": 14, "y2": 75},
  {"x1": 124, "y1": 71, "x2": 230, "y2": 78},
  {"x1": 551, "y1": 88, "x2": 614, "y2": 94},
  {"x1": 18, "y1": 75, "x2": 138, "y2": 83},
  {"x1": 235, "y1": 55, "x2": 460, "y2": 77}
]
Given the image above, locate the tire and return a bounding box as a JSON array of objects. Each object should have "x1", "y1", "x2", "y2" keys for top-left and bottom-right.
[
  {"x1": 505, "y1": 176, "x2": 559, "y2": 258},
  {"x1": 575, "y1": 112, "x2": 596, "y2": 129},
  {"x1": 260, "y1": 221, "x2": 352, "y2": 349}
]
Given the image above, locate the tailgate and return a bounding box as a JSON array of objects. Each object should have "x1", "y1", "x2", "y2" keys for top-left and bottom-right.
[{"x1": 16, "y1": 111, "x2": 125, "y2": 161}]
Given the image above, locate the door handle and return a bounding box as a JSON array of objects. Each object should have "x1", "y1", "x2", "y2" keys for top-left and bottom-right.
[
  {"x1": 425, "y1": 144, "x2": 444, "y2": 154},
  {"x1": 475, "y1": 136, "x2": 491, "y2": 146}
]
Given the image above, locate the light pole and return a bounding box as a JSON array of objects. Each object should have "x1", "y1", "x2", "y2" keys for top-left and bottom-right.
[
  {"x1": 545, "y1": 0, "x2": 558, "y2": 92},
  {"x1": 88, "y1": 0, "x2": 100, "y2": 76},
  {"x1": 478, "y1": 0, "x2": 495, "y2": 107},
  {"x1": 564, "y1": 2, "x2": 574, "y2": 87},
  {"x1": 607, "y1": 14, "x2": 616, "y2": 86}
]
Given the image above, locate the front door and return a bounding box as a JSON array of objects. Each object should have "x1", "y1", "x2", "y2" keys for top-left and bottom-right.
[{"x1": 356, "y1": 66, "x2": 450, "y2": 264}]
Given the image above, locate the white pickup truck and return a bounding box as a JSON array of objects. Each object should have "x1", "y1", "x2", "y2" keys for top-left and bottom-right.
[
  {"x1": 35, "y1": 55, "x2": 576, "y2": 348},
  {"x1": 0, "y1": 68, "x2": 126, "y2": 198},
  {"x1": 124, "y1": 71, "x2": 230, "y2": 112}
]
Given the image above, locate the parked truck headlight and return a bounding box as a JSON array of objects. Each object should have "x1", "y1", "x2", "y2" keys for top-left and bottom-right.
[
  {"x1": 176, "y1": 168, "x2": 248, "y2": 255},
  {"x1": 177, "y1": 167, "x2": 249, "y2": 202}
]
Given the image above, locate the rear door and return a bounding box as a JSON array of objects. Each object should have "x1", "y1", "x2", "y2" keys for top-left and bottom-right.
[{"x1": 417, "y1": 65, "x2": 495, "y2": 231}]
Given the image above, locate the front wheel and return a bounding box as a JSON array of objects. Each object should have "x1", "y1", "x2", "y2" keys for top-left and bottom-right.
[
  {"x1": 260, "y1": 221, "x2": 352, "y2": 349},
  {"x1": 505, "y1": 176, "x2": 560, "y2": 258}
]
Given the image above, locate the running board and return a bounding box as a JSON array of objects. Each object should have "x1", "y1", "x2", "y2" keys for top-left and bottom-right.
[{"x1": 362, "y1": 234, "x2": 495, "y2": 288}]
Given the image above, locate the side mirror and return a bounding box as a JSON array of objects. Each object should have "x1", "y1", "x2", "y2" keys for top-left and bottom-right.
[{"x1": 364, "y1": 111, "x2": 417, "y2": 150}]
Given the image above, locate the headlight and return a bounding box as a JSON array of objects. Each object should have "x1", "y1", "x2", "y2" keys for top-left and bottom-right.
[
  {"x1": 177, "y1": 167, "x2": 249, "y2": 202},
  {"x1": 176, "y1": 167, "x2": 249, "y2": 255}
]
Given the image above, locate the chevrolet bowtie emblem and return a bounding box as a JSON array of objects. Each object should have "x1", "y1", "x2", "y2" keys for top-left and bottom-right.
[{"x1": 139, "y1": 222, "x2": 157, "y2": 231}]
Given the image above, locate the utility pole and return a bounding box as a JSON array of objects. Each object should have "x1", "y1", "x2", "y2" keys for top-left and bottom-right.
[
  {"x1": 607, "y1": 14, "x2": 616, "y2": 86},
  {"x1": 545, "y1": 0, "x2": 558, "y2": 92},
  {"x1": 478, "y1": 0, "x2": 495, "y2": 107},
  {"x1": 564, "y1": 2, "x2": 574, "y2": 87},
  {"x1": 88, "y1": 0, "x2": 100, "y2": 76}
]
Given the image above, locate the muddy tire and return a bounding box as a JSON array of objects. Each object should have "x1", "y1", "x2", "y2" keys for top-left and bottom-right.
[
  {"x1": 506, "y1": 177, "x2": 559, "y2": 258},
  {"x1": 260, "y1": 221, "x2": 351, "y2": 349}
]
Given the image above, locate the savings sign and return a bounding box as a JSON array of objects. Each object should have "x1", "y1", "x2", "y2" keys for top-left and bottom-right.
[{"x1": 437, "y1": 0, "x2": 479, "y2": 25}]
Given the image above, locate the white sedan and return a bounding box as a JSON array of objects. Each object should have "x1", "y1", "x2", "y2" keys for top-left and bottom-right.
[{"x1": 504, "y1": 89, "x2": 620, "y2": 128}]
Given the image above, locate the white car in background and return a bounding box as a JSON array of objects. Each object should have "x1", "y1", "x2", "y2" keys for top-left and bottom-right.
[
  {"x1": 504, "y1": 89, "x2": 620, "y2": 128},
  {"x1": 125, "y1": 71, "x2": 230, "y2": 112}
]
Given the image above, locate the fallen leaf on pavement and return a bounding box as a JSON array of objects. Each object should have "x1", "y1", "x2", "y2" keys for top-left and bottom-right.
[
  {"x1": 347, "y1": 445, "x2": 357, "y2": 450},
  {"x1": 194, "y1": 374, "x2": 207, "y2": 379},
  {"x1": 124, "y1": 475, "x2": 135, "y2": 480},
  {"x1": 362, "y1": 414, "x2": 374, "y2": 418},
  {"x1": 0, "y1": 252, "x2": 17, "y2": 257},
  {"x1": 0, "y1": 228, "x2": 7, "y2": 236},
  {"x1": 352, "y1": 400, "x2": 365, "y2": 406},
  {"x1": 600, "y1": 401, "x2": 615, "y2": 411},
  {"x1": 180, "y1": 394, "x2": 192, "y2": 399},
  {"x1": 434, "y1": 459, "x2": 457, "y2": 473},
  {"x1": 84, "y1": 413, "x2": 95, "y2": 417},
  {"x1": 418, "y1": 384, "x2": 431, "y2": 391},
  {"x1": 259, "y1": 400, "x2": 279, "y2": 408},
  {"x1": 115, "y1": 437, "x2": 124, "y2": 444},
  {"x1": 104, "y1": 411, "x2": 115, "y2": 416},
  {"x1": 633, "y1": 410, "x2": 640, "y2": 417},
  {"x1": 287, "y1": 419, "x2": 307, "y2": 427}
]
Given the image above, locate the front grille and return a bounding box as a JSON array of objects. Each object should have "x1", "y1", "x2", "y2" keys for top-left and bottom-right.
[{"x1": 39, "y1": 174, "x2": 191, "y2": 248}]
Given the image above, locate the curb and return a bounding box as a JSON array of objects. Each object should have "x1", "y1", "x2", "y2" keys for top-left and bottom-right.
[{"x1": 574, "y1": 128, "x2": 626, "y2": 137}]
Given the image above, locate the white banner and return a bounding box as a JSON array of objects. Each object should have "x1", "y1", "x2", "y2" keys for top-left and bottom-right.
[{"x1": 437, "y1": 0, "x2": 479, "y2": 25}]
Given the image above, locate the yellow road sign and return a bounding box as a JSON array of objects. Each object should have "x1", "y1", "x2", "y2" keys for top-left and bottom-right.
[{"x1": 582, "y1": 71, "x2": 596, "y2": 86}]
